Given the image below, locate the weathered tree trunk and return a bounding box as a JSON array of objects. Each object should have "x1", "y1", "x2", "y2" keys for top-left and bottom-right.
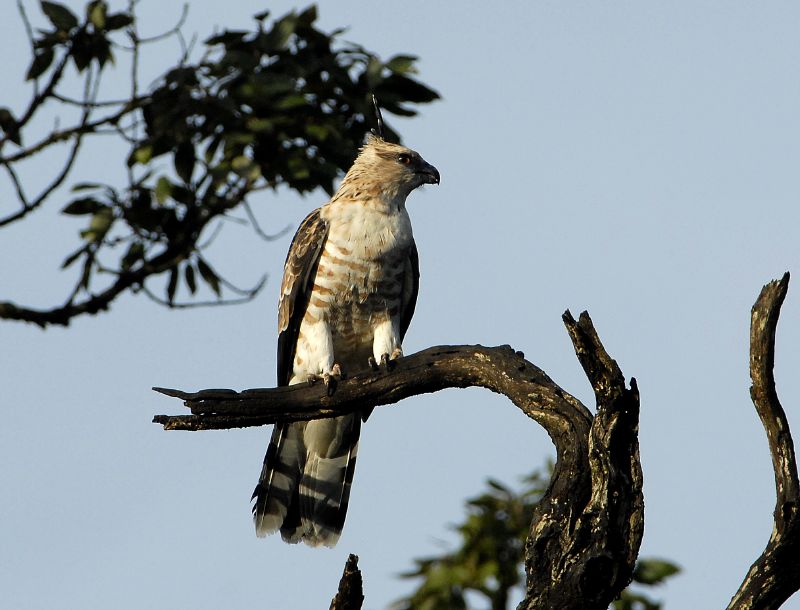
[{"x1": 727, "y1": 273, "x2": 800, "y2": 610}]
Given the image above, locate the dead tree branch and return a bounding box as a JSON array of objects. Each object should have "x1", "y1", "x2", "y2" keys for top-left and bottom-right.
[
  {"x1": 153, "y1": 311, "x2": 644, "y2": 610},
  {"x1": 329, "y1": 554, "x2": 364, "y2": 610},
  {"x1": 728, "y1": 272, "x2": 800, "y2": 610}
]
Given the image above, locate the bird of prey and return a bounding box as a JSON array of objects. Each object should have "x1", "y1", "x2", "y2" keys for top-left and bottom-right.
[{"x1": 251, "y1": 133, "x2": 440, "y2": 547}]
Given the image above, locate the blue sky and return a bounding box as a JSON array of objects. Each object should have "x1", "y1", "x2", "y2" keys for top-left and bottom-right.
[{"x1": 2, "y1": 1, "x2": 800, "y2": 608}]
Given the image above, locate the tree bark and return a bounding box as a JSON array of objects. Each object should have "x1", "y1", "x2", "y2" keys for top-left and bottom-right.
[
  {"x1": 154, "y1": 311, "x2": 644, "y2": 610},
  {"x1": 728, "y1": 273, "x2": 800, "y2": 610},
  {"x1": 329, "y1": 554, "x2": 364, "y2": 610}
]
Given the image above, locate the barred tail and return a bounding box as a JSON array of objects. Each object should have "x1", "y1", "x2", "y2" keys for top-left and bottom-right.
[{"x1": 252, "y1": 414, "x2": 361, "y2": 547}]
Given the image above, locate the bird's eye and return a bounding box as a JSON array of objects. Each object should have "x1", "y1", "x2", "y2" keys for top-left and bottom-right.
[{"x1": 397, "y1": 153, "x2": 412, "y2": 165}]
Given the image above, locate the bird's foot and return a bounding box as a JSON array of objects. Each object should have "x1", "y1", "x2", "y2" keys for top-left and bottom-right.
[
  {"x1": 306, "y1": 364, "x2": 344, "y2": 396},
  {"x1": 370, "y1": 347, "x2": 403, "y2": 373}
]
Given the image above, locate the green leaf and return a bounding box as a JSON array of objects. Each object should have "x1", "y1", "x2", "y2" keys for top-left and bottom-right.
[
  {"x1": 80, "y1": 207, "x2": 113, "y2": 242},
  {"x1": 204, "y1": 30, "x2": 248, "y2": 46},
  {"x1": 26, "y1": 48, "x2": 54, "y2": 81},
  {"x1": 71, "y1": 182, "x2": 103, "y2": 192},
  {"x1": 154, "y1": 176, "x2": 171, "y2": 204},
  {"x1": 169, "y1": 185, "x2": 192, "y2": 205},
  {"x1": 196, "y1": 257, "x2": 221, "y2": 296},
  {"x1": 166, "y1": 266, "x2": 179, "y2": 304},
  {"x1": 62, "y1": 197, "x2": 102, "y2": 215},
  {"x1": 105, "y1": 13, "x2": 133, "y2": 31},
  {"x1": 378, "y1": 73, "x2": 440, "y2": 104},
  {"x1": 87, "y1": 0, "x2": 107, "y2": 29},
  {"x1": 275, "y1": 94, "x2": 308, "y2": 110},
  {"x1": 286, "y1": 156, "x2": 310, "y2": 180},
  {"x1": 296, "y1": 5, "x2": 317, "y2": 26},
  {"x1": 0, "y1": 107, "x2": 21, "y2": 145},
  {"x1": 174, "y1": 140, "x2": 195, "y2": 184},
  {"x1": 305, "y1": 124, "x2": 329, "y2": 141},
  {"x1": 231, "y1": 155, "x2": 251, "y2": 172},
  {"x1": 184, "y1": 264, "x2": 197, "y2": 294},
  {"x1": 245, "y1": 117, "x2": 274, "y2": 133},
  {"x1": 633, "y1": 559, "x2": 681, "y2": 586},
  {"x1": 260, "y1": 12, "x2": 297, "y2": 51},
  {"x1": 91, "y1": 34, "x2": 113, "y2": 68},
  {"x1": 203, "y1": 137, "x2": 222, "y2": 164},
  {"x1": 385, "y1": 54, "x2": 418, "y2": 74},
  {"x1": 41, "y1": 1, "x2": 79, "y2": 31},
  {"x1": 130, "y1": 144, "x2": 152, "y2": 166}
]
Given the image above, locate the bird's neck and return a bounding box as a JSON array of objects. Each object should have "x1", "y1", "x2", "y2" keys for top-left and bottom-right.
[{"x1": 332, "y1": 173, "x2": 410, "y2": 213}]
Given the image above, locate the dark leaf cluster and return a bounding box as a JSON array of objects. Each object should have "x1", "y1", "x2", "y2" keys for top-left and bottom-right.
[{"x1": 27, "y1": 0, "x2": 131, "y2": 80}]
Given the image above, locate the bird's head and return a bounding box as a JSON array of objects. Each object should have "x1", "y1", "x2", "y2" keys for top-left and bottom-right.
[{"x1": 350, "y1": 134, "x2": 440, "y2": 201}]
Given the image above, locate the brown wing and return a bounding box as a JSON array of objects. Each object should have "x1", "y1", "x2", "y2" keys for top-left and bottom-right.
[
  {"x1": 399, "y1": 240, "x2": 420, "y2": 340},
  {"x1": 277, "y1": 209, "x2": 330, "y2": 386}
]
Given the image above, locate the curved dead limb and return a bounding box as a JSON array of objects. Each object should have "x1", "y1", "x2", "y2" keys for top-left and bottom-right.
[
  {"x1": 728, "y1": 273, "x2": 800, "y2": 610},
  {"x1": 154, "y1": 311, "x2": 643, "y2": 610}
]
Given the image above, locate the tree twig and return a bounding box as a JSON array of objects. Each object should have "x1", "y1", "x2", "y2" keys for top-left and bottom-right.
[
  {"x1": 728, "y1": 272, "x2": 800, "y2": 610},
  {"x1": 0, "y1": 241, "x2": 192, "y2": 326},
  {"x1": 0, "y1": 103, "x2": 142, "y2": 165}
]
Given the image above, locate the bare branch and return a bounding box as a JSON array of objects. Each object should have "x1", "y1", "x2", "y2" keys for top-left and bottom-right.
[
  {"x1": 0, "y1": 71, "x2": 100, "y2": 227},
  {"x1": 153, "y1": 345, "x2": 589, "y2": 428},
  {"x1": 217, "y1": 273, "x2": 267, "y2": 297},
  {"x1": 12, "y1": 52, "x2": 70, "y2": 137},
  {"x1": 728, "y1": 272, "x2": 800, "y2": 610},
  {"x1": 15, "y1": 0, "x2": 38, "y2": 96},
  {"x1": 242, "y1": 200, "x2": 292, "y2": 241},
  {"x1": 0, "y1": 116, "x2": 86, "y2": 227},
  {"x1": 50, "y1": 93, "x2": 141, "y2": 108},
  {"x1": 0, "y1": 103, "x2": 142, "y2": 165},
  {"x1": 2, "y1": 162, "x2": 29, "y2": 210},
  {"x1": 140, "y1": 274, "x2": 266, "y2": 309},
  {"x1": 136, "y1": 4, "x2": 189, "y2": 44},
  {"x1": 196, "y1": 220, "x2": 226, "y2": 249},
  {"x1": 0, "y1": 241, "x2": 191, "y2": 327}
]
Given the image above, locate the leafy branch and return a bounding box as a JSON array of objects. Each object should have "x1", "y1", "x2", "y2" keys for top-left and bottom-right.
[{"x1": 0, "y1": 1, "x2": 439, "y2": 327}]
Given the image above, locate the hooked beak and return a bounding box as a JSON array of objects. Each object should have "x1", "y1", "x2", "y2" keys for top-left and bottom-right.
[{"x1": 417, "y1": 160, "x2": 440, "y2": 185}]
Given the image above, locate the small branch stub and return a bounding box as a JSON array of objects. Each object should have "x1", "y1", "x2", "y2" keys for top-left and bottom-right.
[{"x1": 329, "y1": 554, "x2": 364, "y2": 610}]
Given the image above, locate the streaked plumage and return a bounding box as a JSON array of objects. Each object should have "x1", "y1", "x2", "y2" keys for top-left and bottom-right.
[{"x1": 252, "y1": 134, "x2": 440, "y2": 546}]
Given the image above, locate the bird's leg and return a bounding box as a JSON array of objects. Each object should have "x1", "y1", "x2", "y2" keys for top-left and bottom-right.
[{"x1": 372, "y1": 319, "x2": 403, "y2": 372}]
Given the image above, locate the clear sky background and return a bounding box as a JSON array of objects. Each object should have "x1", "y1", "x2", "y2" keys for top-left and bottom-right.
[{"x1": 2, "y1": 1, "x2": 799, "y2": 609}]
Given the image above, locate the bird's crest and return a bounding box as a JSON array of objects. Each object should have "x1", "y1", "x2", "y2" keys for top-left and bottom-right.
[{"x1": 370, "y1": 94, "x2": 385, "y2": 140}]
